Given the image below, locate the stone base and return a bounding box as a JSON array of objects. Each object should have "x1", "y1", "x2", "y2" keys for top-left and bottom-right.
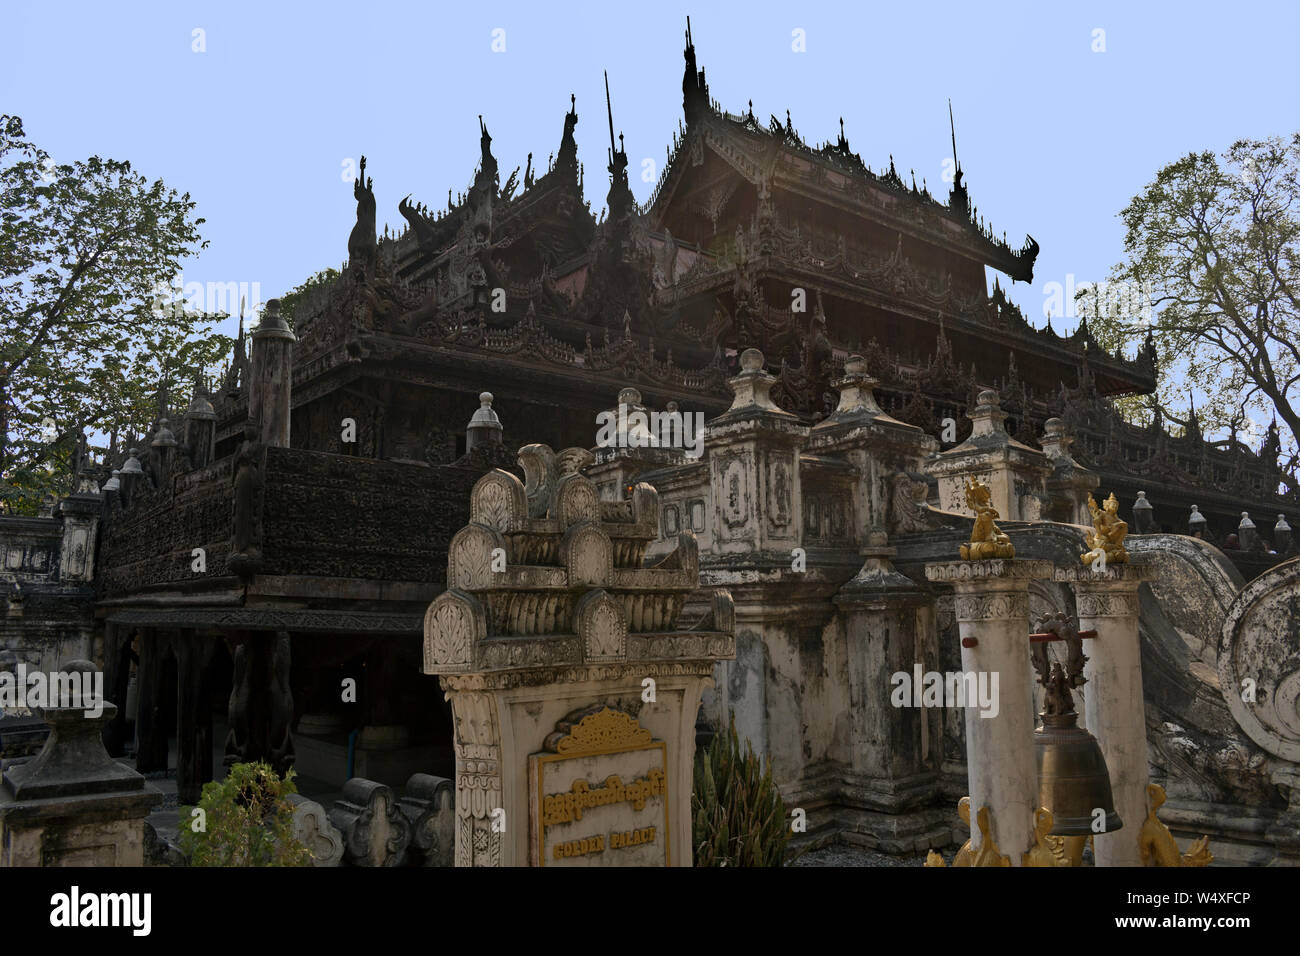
[
  {"x1": 783, "y1": 768, "x2": 953, "y2": 855},
  {"x1": 293, "y1": 732, "x2": 451, "y2": 788},
  {"x1": 0, "y1": 786, "x2": 161, "y2": 867},
  {"x1": 1161, "y1": 797, "x2": 1287, "y2": 866}
]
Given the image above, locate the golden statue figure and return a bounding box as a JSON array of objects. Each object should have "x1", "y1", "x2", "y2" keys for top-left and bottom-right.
[
  {"x1": 1138, "y1": 784, "x2": 1213, "y2": 867},
  {"x1": 969, "y1": 806, "x2": 1011, "y2": 867},
  {"x1": 1080, "y1": 492, "x2": 1129, "y2": 568},
  {"x1": 926, "y1": 797, "x2": 1009, "y2": 867},
  {"x1": 959, "y1": 477, "x2": 1015, "y2": 560},
  {"x1": 925, "y1": 797, "x2": 972, "y2": 867},
  {"x1": 1023, "y1": 808, "x2": 1062, "y2": 867},
  {"x1": 952, "y1": 796, "x2": 974, "y2": 866},
  {"x1": 1044, "y1": 833, "x2": 1091, "y2": 867}
]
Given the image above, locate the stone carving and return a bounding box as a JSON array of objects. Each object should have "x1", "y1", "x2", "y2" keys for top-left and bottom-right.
[
  {"x1": 1217, "y1": 555, "x2": 1300, "y2": 762},
  {"x1": 1074, "y1": 591, "x2": 1140, "y2": 619},
  {"x1": 561, "y1": 520, "x2": 611, "y2": 587},
  {"x1": 478, "y1": 635, "x2": 582, "y2": 669},
  {"x1": 425, "y1": 439, "x2": 732, "y2": 866},
  {"x1": 925, "y1": 559, "x2": 1054, "y2": 583},
  {"x1": 952, "y1": 592, "x2": 1029, "y2": 622},
  {"x1": 455, "y1": 692, "x2": 498, "y2": 749},
  {"x1": 399, "y1": 773, "x2": 455, "y2": 867},
  {"x1": 719, "y1": 455, "x2": 748, "y2": 529},
  {"x1": 471, "y1": 469, "x2": 527, "y2": 532},
  {"x1": 627, "y1": 632, "x2": 732, "y2": 660},
  {"x1": 449, "y1": 523, "x2": 507, "y2": 590},
  {"x1": 449, "y1": 688, "x2": 503, "y2": 869},
  {"x1": 889, "y1": 471, "x2": 932, "y2": 534},
  {"x1": 328, "y1": 778, "x2": 412, "y2": 867},
  {"x1": 576, "y1": 589, "x2": 627, "y2": 661},
  {"x1": 556, "y1": 472, "x2": 602, "y2": 527},
  {"x1": 767, "y1": 460, "x2": 792, "y2": 528},
  {"x1": 520, "y1": 443, "x2": 558, "y2": 518},
  {"x1": 440, "y1": 660, "x2": 717, "y2": 694},
  {"x1": 286, "y1": 793, "x2": 345, "y2": 866},
  {"x1": 958, "y1": 476, "x2": 1014, "y2": 560},
  {"x1": 424, "y1": 590, "x2": 485, "y2": 671},
  {"x1": 1081, "y1": 492, "x2": 1129, "y2": 567},
  {"x1": 557, "y1": 446, "x2": 594, "y2": 477},
  {"x1": 484, "y1": 593, "x2": 574, "y2": 638}
]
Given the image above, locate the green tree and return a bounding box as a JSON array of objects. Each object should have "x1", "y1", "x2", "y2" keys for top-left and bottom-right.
[
  {"x1": 1, "y1": 114, "x2": 230, "y2": 513},
  {"x1": 1085, "y1": 135, "x2": 1300, "y2": 486}
]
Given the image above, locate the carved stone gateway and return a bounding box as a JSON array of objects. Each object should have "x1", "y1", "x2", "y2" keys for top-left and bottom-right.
[
  {"x1": 424, "y1": 444, "x2": 734, "y2": 866},
  {"x1": 531, "y1": 707, "x2": 669, "y2": 866}
]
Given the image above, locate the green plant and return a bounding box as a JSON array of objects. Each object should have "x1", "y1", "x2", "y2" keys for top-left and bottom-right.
[
  {"x1": 177, "y1": 761, "x2": 312, "y2": 867},
  {"x1": 692, "y1": 712, "x2": 793, "y2": 866}
]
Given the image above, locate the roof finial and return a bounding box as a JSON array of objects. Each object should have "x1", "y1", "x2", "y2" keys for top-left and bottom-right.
[
  {"x1": 948, "y1": 98, "x2": 960, "y2": 176},
  {"x1": 604, "y1": 69, "x2": 617, "y2": 166}
]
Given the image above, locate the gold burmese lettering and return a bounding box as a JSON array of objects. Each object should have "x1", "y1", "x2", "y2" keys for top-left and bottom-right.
[
  {"x1": 610, "y1": 826, "x2": 656, "y2": 850},
  {"x1": 553, "y1": 834, "x2": 605, "y2": 860},
  {"x1": 542, "y1": 768, "x2": 666, "y2": 829}
]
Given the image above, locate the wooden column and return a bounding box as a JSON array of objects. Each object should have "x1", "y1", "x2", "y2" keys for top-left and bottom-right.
[
  {"x1": 176, "y1": 633, "x2": 215, "y2": 805},
  {"x1": 134, "y1": 629, "x2": 170, "y2": 773},
  {"x1": 224, "y1": 631, "x2": 295, "y2": 774},
  {"x1": 100, "y1": 621, "x2": 131, "y2": 757}
]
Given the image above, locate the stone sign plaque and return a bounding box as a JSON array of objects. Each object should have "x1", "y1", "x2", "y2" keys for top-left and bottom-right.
[{"x1": 529, "y1": 707, "x2": 669, "y2": 867}]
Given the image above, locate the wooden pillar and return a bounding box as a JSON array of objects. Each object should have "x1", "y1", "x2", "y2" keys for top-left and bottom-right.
[
  {"x1": 224, "y1": 631, "x2": 295, "y2": 775},
  {"x1": 176, "y1": 633, "x2": 215, "y2": 805},
  {"x1": 134, "y1": 630, "x2": 169, "y2": 773},
  {"x1": 101, "y1": 621, "x2": 131, "y2": 757}
]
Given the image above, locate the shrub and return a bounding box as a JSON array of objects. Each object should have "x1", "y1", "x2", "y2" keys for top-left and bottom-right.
[
  {"x1": 692, "y1": 712, "x2": 792, "y2": 866},
  {"x1": 177, "y1": 761, "x2": 312, "y2": 867}
]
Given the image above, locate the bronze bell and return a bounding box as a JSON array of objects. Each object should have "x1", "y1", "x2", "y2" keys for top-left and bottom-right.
[{"x1": 1034, "y1": 711, "x2": 1122, "y2": 836}]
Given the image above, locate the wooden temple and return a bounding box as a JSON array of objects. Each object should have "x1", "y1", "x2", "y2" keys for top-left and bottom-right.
[{"x1": 86, "y1": 21, "x2": 1296, "y2": 805}]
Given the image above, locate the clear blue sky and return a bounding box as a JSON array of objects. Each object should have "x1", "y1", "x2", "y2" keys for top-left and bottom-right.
[{"x1": 5, "y1": 0, "x2": 1298, "y2": 352}]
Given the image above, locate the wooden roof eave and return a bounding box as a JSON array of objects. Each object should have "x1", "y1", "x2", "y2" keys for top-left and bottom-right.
[
  {"x1": 767, "y1": 168, "x2": 1031, "y2": 282},
  {"x1": 653, "y1": 256, "x2": 1153, "y2": 396}
]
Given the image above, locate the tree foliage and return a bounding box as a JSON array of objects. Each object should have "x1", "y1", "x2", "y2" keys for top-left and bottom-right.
[
  {"x1": 0, "y1": 114, "x2": 230, "y2": 513},
  {"x1": 1086, "y1": 134, "x2": 1300, "y2": 483}
]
